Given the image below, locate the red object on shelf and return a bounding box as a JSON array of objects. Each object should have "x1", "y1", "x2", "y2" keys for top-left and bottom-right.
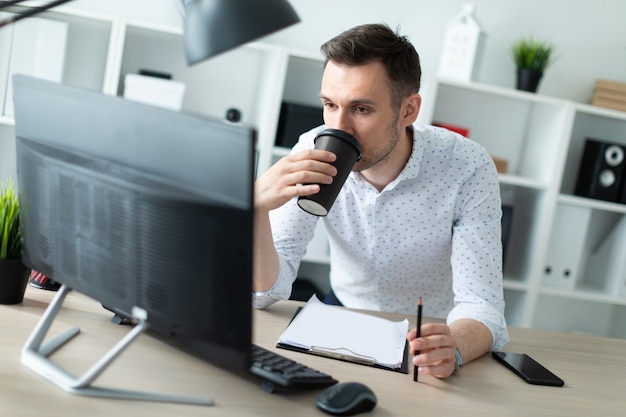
[{"x1": 433, "y1": 122, "x2": 470, "y2": 138}]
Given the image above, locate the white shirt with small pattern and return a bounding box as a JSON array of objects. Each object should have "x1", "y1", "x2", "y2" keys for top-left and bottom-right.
[{"x1": 253, "y1": 123, "x2": 509, "y2": 351}]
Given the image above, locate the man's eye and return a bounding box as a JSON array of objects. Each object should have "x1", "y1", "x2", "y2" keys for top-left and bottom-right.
[{"x1": 355, "y1": 106, "x2": 368, "y2": 113}]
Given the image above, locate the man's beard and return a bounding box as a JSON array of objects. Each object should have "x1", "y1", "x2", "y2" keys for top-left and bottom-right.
[{"x1": 353, "y1": 113, "x2": 401, "y2": 172}]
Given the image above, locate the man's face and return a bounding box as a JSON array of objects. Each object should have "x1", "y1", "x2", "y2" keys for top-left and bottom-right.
[{"x1": 319, "y1": 60, "x2": 403, "y2": 172}]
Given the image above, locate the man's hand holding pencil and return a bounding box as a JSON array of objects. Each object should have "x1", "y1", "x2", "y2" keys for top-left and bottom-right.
[{"x1": 407, "y1": 298, "x2": 460, "y2": 380}]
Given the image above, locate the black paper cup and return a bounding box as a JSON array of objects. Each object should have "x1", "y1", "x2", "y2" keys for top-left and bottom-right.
[{"x1": 298, "y1": 129, "x2": 361, "y2": 216}]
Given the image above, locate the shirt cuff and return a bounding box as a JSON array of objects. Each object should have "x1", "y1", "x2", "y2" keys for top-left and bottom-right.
[
  {"x1": 251, "y1": 257, "x2": 296, "y2": 309},
  {"x1": 447, "y1": 303, "x2": 509, "y2": 351},
  {"x1": 252, "y1": 291, "x2": 283, "y2": 309}
]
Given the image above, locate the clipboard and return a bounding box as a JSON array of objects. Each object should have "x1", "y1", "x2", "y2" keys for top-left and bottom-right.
[{"x1": 276, "y1": 304, "x2": 410, "y2": 374}]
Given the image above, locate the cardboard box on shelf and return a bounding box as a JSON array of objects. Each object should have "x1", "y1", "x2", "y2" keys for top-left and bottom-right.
[{"x1": 592, "y1": 79, "x2": 626, "y2": 112}]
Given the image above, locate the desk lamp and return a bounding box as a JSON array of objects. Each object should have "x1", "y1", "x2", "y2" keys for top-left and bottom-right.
[
  {"x1": 181, "y1": 0, "x2": 299, "y2": 64},
  {"x1": 0, "y1": 0, "x2": 300, "y2": 65}
]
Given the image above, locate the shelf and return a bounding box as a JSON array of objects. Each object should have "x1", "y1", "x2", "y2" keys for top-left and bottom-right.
[
  {"x1": 437, "y1": 78, "x2": 567, "y2": 106},
  {"x1": 574, "y1": 101, "x2": 626, "y2": 121},
  {"x1": 502, "y1": 280, "x2": 528, "y2": 292},
  {"x1": 557, "y1": 194, "x2": 626, "y2": 214},
  {"x1": 302, "y1": 255, "x2": 331, "y2": 265},
  {"x1": 533, "y1": 294, "x2": 625, "y2": 338},
  {"x1": 273, "y1": 146, "x2": 291, "y2": 157},
  {"x1": 539, "y1": 287, "x2": 626, "y2": 306},
  {"x1": 0, "y1": 115, "x2": 14, "y2": 126},
  {"x1": 120, "y1": 24, "x2": 272, "y2": 120},
  {"x1": 498, "y1": 174, "x2": 548, "y2": 190}
]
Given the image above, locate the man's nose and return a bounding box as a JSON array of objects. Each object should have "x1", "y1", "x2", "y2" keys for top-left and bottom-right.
[{"x1": 326, "y1": 109, "x2": 355, "y2": 136}]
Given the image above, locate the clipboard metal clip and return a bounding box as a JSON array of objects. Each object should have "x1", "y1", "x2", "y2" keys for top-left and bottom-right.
[{"x1": 309, "y1": 346, "x2": 376, "y2": 366}]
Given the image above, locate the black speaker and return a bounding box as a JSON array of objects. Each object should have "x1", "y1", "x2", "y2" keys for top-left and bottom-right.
[
  {"x1": 621, "y1": 168, "x2": 626, "y2": 204},
  {"x1": 574, "y1": 138, "x2": 626, "y2": 203}
]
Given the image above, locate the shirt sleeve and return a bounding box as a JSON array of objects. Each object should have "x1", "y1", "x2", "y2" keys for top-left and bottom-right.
[
  {"x1": 252, "y1": 255, "x2": 299, "y2": 309},
  {"x1": 252, "y1": 127, "x2": 322, "y2": 309},
  {"x1": 447, "y1": 158, "x2": 509, "y2": 351}
]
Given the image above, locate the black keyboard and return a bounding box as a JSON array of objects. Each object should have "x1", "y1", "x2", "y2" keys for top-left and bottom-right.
[{"x1": 250, "y1": 344, "x2": 338, "y2": 392}]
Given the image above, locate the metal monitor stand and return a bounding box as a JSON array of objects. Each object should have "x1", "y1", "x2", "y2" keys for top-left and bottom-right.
[{"x1": 21, "y1": 284, "x2": 214, "y2": 406}]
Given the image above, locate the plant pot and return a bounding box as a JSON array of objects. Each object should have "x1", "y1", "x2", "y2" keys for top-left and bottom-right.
[
  {"x1": 516, "y1": 68, "x2": 543, "y2": 93},
  {"x1": 0, "y1": 259, "x2": 30, "y2": 304}
]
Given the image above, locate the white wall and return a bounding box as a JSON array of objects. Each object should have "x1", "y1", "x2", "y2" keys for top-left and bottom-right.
[
  {"x1": 64, "y1": 0, "x2": 626, "y2": 104},
  {"x1": 266, "y1": 0, "x2": 626, "y2": 104}
]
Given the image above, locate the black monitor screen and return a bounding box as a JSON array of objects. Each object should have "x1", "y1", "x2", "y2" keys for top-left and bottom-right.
[{"x1": 12, "y1": 75, "x2": 256, "y2": 372}]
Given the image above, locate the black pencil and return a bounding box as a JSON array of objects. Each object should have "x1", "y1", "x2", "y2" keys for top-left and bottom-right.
[{"x1": 414, "y1": 297, "x2": 423, "y2": 382}]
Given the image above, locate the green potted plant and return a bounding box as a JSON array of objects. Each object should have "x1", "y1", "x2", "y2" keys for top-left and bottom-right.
[
  {"x1": 511, "y1": 36, "x2": 556, "y2": 92},
  {"x1": 0, "y1": 180, "x2": 29, "y2": 304}
]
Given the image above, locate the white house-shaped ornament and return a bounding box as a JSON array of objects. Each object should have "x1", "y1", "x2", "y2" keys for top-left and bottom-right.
[{"x1": 437, "y1": 3, "x2": 485, "y2": 82}]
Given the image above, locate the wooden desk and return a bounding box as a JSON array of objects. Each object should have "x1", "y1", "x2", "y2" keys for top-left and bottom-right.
[{"x1": 1, "y1": 286, "x2": 624, "y2": 416}]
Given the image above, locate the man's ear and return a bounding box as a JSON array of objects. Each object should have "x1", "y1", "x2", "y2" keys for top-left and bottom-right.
[{"x1": 401, "y1": 93, "x2": 421, "y2": 126}]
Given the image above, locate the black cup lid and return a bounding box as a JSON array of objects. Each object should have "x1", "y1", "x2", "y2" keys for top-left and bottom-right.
[{"x1": 314, "y1": 128, "x2": 362, "y2": 161}]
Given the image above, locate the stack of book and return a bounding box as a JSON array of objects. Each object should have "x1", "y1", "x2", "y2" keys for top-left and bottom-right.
[{"x1": 591, "y1": 79, "x2": 626, "y2": 113}]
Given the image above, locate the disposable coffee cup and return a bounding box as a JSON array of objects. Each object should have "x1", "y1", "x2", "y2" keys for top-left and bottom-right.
[{"x1": 298, "y1": 129, "x2": 361, "y2": 216}]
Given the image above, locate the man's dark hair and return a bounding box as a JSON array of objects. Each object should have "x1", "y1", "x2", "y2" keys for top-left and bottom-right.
[{"x1": 320, "y1": 23, "x2": 421, "y2": 108}]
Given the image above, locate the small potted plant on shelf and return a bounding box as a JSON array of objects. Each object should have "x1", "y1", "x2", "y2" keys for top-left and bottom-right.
[
  {"x1": 0, "y1": 180, "x2": 30, "y2": 304},
  {"x1": 511, "y1": 36, "x2": 556, "y2": 93}
]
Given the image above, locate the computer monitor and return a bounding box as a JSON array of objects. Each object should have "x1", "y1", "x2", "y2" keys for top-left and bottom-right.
[{"x1": 12, "y1": 74, "x2": 256, "y2": 404}]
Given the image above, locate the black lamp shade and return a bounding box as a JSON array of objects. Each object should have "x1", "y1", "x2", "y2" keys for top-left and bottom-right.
[{"x1": 184, "y1": 0, "x2": 300, "y2": 65}]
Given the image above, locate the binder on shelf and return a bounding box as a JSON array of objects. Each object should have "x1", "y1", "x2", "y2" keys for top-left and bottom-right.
[
  {"x1": 3, "y1": 17, "x2": 68, "y2": 116},
  {"x1": 277, "y1": 296, "x2": 409, "y2": 373},
  {"x1": 0, "y1": 12, "x2": 13, "y2": 115},
  {"x1": 542, "y1": 205, "x2": 591, "y2": 289}
]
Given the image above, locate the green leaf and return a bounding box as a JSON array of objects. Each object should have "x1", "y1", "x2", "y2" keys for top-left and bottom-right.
[
  {"x1": 0, "y1": 179, "x2": 21, "y2": 260},
  {"x1": 511, "y1": 37, "x2": 556, "y2": 73}
]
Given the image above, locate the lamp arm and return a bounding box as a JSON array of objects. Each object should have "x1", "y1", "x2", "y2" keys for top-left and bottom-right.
[
  {"x1": 0, "y1": 0, "x2": 30, "y2": 9},
  {"x1": 0, "y1": 0, "x2": 76, "y2": 28}
]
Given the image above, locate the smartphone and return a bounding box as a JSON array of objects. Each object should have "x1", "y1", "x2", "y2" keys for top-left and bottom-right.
[{"x1": 492, "y1": 351, "x2": 564, "y2": 387}]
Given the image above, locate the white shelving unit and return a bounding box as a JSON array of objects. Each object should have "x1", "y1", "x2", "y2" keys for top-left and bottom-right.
[
  {"x1": 427, "y1": 80, "x2": 626, "y2": 338},
  {"x1": 2, "y1": 5, "x2": 626, "y2": 339}
]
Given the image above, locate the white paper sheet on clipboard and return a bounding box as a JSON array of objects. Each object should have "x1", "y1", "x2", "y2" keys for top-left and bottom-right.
[{"x1": 277, "y1": 295, "x2": 408, "y2": 369}]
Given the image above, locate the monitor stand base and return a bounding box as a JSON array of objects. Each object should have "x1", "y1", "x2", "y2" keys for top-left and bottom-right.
[{"x1": 21, "y1": 284, "x2": 214, "y2": 406}]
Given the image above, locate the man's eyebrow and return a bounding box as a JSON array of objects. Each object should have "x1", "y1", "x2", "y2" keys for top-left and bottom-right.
[{"x1": 318, "y1": 95, "x2": 377, "y2": 106}]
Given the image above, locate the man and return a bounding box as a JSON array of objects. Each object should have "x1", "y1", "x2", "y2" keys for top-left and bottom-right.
[{"x1": 253, "y1": 23, "x2": 508, "y2": 379}]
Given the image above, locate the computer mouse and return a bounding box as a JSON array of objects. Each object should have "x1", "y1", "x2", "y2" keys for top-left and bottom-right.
[{"x1": 316, "y1": 381, "x2": 377, "y2": 416}]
